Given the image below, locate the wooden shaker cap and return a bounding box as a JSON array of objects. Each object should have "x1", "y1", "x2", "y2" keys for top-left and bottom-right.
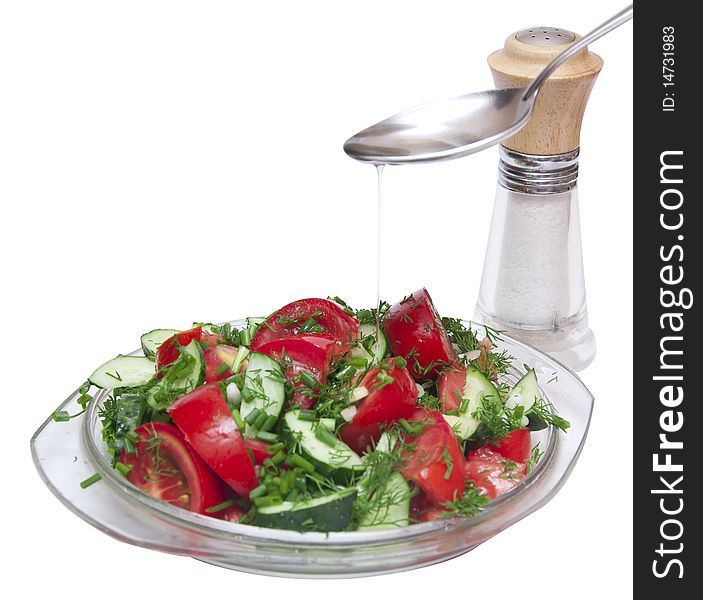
[{"x1": 488, "y1": 28, "x2": 603, "y2": 155}]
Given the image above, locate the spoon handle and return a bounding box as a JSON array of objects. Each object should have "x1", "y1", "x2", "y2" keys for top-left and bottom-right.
[{"x1": 524, "y1": 4, "x2": 633, "y2": 99}]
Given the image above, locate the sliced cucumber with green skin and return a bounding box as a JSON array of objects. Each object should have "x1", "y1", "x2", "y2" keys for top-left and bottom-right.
[
  {"x1": 231, "y1": 345, "x2": 250, "y2": 375},
  {"x1": 240, "y1": 352, "x2": 286, "y2": 425},
  {"x1": 89, "y1": 355, "x2": 156, "y2": 389},
  {"x1": 443, "y1": 414, "x2": 478, "y2": 440},
  {"x1": 146, "y1": 339, "x2": 205, "y2": 410},
  {"x1": 349, "y1": 323, "x2": 388, "y2": 365},
  {"x1": 140, "y1": 328, "x2": 179, "y2": 359},
  {"x1": 444, "y1": 364, "x2": 501, "y2": 440},
  {"x1": 247, "y1": 316, "x2": 266, "y2": 329},
  {"x1": 507, "y1": 369, "x2": 541, "y2": 412},
  {"x1": 254, "y1": 488, "x2": 357, "y2": 532},
  {"x1": 374, "y1": 431, "x2": 398, "y2": 453},
  {"x1": 284, "y1": 410, "x2": 364, "y2": 482},
  {"x1": 357, "y1": 472, "x2": 411, "y2": 531}
]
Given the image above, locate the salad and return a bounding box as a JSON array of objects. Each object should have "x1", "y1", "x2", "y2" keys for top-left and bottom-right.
[{"x1": 65, "y1": 289, "x2": 569, "y2": 532}]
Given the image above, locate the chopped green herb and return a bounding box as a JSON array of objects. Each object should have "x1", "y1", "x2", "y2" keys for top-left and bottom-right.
[
  {"x1": 441, "y1": 447, "x2": 454, "y2": 480},
  {"x1": 80, "y1": 473, "x2": 102, "y2": 489},
  {"x1": 256, "y1": 430, "x2": 279, "y2": 443},
  {"x1": 441, "y1": 482, "x2": 489, "y2": 518},
  {"x1": 298, "y1": 371, "x2": 318, "y2": 388},
  {"x1": 314, "y1": 424, "x2": 338, "y2": 447},
  {"x1": 205, "y1": 499, "x2": 237, "y2": 514},
  {"x1": 115, "y1": 462, "x2": 133, "y2": 477},
  {"x1": 216, "y1": 363, "x2": 230, "y2": 376},
  {"x1": 52, "y1": 410, "x2": 71, "y2": 422},
  {"x1": 374, "y1": 371, "x2": 395, "y2": 389},
  {"x1": 249, "y1": 484, "x2": 268, "y2": 500},
  {"x1": 244, "y1": 407, "x2": 262, "y2": 425},
  {"x1": 297, "y1": 409, "x2": 318, "y2": 422},
  {"x1": 231, "y1": 407, "x2": 246, "y2": 431}
]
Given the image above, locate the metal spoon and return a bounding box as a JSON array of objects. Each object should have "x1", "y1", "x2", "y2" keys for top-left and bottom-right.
[{"x1": 344, "y1": 5, "x2": 632, "y2": 165}]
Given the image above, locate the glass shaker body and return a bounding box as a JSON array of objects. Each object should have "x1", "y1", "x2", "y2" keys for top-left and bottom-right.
[{"x1": 474, "y1": 147, "x2": 596, "y2": 371}]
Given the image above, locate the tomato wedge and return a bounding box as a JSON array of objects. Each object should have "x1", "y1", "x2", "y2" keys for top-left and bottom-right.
[
  {"x1": 243, "y1": 438, "x2": 273, "y2": 466},
  {"x1": 491, "y1": 428, "x2": 532, "y2": 462},
  {"x1": 464, "y1": 445, "x2": 526, "y2": 499},
  {"x1": 204, "y1": 343, "x2": 238, "y2": 383},
  {"x1": 410, "y1": 490, "x2": 445, "y2": 522},
  {"x1": 339, "y1": 421, "x2": 383, "y2": 456},
  {"x1": 167, "y1": 383, "x2": 259, "y2": 499},
  {"x1": 155, "y1": 326, "x2": 203, "y2": 375},
  {"x1": 250, "y1": 298, "x2": 359, "y2": 350},
  {"x1": 399, "y1": 409, "x2": 466, "y2": 506},
  {"x1": 256, "y1": 334, "x2": 348, "y2": 409},
  {"x1": 119, "y1": 422, "x2": 228, "y2": 515},
  {"x1": 437, "y1": 363, "x2": 466, "y2": 412},
  {"x1": 384, "y1": 289, "x2": 456, "y2": 379},
  {"x1": 340, "y1": 358, "x2": 418, "y2": 454}
]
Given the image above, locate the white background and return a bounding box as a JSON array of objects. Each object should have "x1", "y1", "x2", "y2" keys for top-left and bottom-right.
[{"x1": 1, "y1": 1, "x2": 632, "y2": 598}]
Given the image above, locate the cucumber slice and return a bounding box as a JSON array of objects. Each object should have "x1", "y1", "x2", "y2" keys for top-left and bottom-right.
[
  {"x1": 89, "y1": 355, "x2": 156, "y2": 389},
  {"x1": 146, "y1": 339, "x2": 205, "y2": 410},
  {"x1": 507, "y1": 369, "x2": 541, "y2": 412},
  {"x1": 443, "y1": 414, "x2": 478, "y2": 440},
  {"x1": 140, "y1": 328, "x2": 178, "y2": 359},
  {"x1": 349, "y1": 323, "x2": 388, "y2": 365},
  {"x1": 284, "y1": 409, "x2": 364, "y2": 482},
  {"x1": 254, "y1": 488, "x2": 357, "y2": 532},
  {"x1": 231, "y1": 345, "x2": 250, "y2": 375},
  {"x1": 240, "y1": 352, "x2": 286, "y2": 426},
  {"x1": 247, "y1": 316, "x2": 266, "y2": 329},
  {"x1": 375, "y1": 431, "x2": 398, "y2": 453},
  {"x1": 444, "y1": 365, "x2": 501, "y2": 440},
  {"x1": 357, "y1": 472, "x2": 411, "y2": 531}
]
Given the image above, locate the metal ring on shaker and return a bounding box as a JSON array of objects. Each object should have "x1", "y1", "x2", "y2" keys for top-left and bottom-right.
[{"x1": 498, "y1": 146, "x2": 580, "y2": 195}]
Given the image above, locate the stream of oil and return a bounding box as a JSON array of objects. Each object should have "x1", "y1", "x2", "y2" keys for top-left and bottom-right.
[{"x1": 375, "y1": 164, "x2": 385, "y2": 349}]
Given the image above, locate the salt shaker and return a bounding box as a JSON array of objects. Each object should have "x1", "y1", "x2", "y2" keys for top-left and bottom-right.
[{"x1": 474, "y1": 27, "x2": 603, "y2": 371}]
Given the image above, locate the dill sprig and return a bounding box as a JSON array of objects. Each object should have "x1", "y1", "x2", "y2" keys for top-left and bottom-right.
[
  {"x1": 441, "y1": 482, "x2": 489, "y2": 518},
  {"x1": 99, "y1": 390, "x2": 146, "y2": 464},
  {"x1": 472, "y1": 394, "x2": 525, "y2": 444},
  {"x1": 528, "y1": 398, "x2": 571, "y2": 431},
  {"x1": 526, "y1": 444, "x2": 543, "y2": 474},
  {"x1": 442, "y1": 317, "x2": 480, "y2": 354}
]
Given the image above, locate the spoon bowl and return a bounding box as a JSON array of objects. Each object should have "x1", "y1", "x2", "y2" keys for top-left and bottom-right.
[
  {"x1": 344, "y1": 5, "x2": 632, "y2": 165},
  {"x1": 344, "y1": 87, "x2": 533, "y2": 165}
]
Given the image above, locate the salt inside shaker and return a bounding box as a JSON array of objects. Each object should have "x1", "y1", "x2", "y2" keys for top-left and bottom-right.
[{"x1": 474, "y1": 27, "x2": 603, "y2": 371}]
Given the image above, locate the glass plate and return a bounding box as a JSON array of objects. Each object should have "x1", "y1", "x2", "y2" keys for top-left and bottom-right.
[{"x1": 31, "y1": 320, "x2": 593, "y2": 578}]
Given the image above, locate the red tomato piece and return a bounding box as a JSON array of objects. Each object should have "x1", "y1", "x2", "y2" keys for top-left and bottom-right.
[
  {"x1": 400, "y1": 409, "x2": 466, "y2": 506},
  {"x1": 353, "y1": 359, "x2": 418, "y2": 427},
  {"x1": 410, "y1": 490, "x2": 445, "y2": 522},
  {"x1": 464, "y1": 445, "x2": 526, "y2": 499},
  {"x1": 339, "y1": 421, "x2": 382, "y2": 455},
  {"x1": 200, "y1": 332, "x2": 223, "y2": 348},
  {"x1": 155, "y1": 326, "x2": 203, "y2": 375},
  {"x1": 204, "y1": 343, "x2": 238, "y2": 383},
  {"x1": 250, "y1": 298, "x2": 359, "y2": 350},
  {"x1": 256, "y1": 334, "x2": 348, "y2": 409},
  {"x1": 384, "y1": 289, "x2": 456, "y2": 379},
  {"x1": 492, "y1": 428, "x2": 532, "y2": 463},
  {"x1": 243, "y1": 438, "x2": 273, "y2": 466},
  {"x1": 339, "y1": 359, "x2": 418, "y2": 454},
  {"x1": 438, "y1": 363, "x2": 466, "y2": 412},
  {"x1": 119, "y1": 422, "x2": 228, "y2": 515},
  {"x1": 167, "y1": 383, "x2": 259, "y2": 499},
  {"x1": 222, "y1": 504, "x2": 243, "y2": 522},
  {"x1": 256, "y1": 335, "x2": 343, "y2": 378}
]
